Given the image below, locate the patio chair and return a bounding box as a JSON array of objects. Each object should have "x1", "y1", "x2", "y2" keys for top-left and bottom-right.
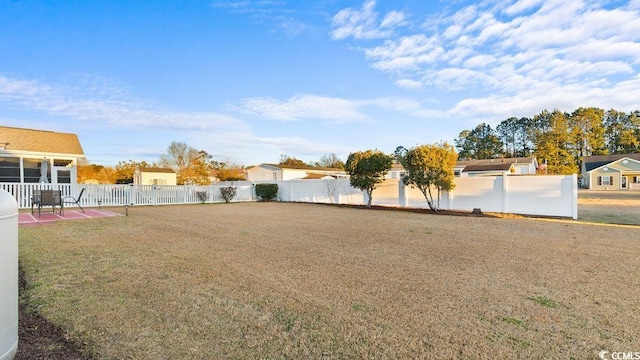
[
  {"x1": 63, "y1": 188, "x2": 86, "y2": 213},
  {"x1": 37, "y1": 190, "x2": 63, "y2": 216}
]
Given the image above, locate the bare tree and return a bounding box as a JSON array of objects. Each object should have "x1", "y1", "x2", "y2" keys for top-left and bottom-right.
[
  {"x1": 159, "y1": 141, "x2": 210, "y2": 185},
  {"x1": 316, "y1": 153, "x2": 344, "y2": 169}
]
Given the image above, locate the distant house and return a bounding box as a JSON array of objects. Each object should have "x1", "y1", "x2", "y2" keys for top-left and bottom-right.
[
  {"x1": 387, "y1": 162, "x2": 406, "y2": 180},
  {"x1": 0, "y1": 126, "x2": 85, "y2": 184},
  {"x1": 133, "y1": 167, "x2": 177, "y2": 186},
  {"x1": 581, "y1": 154, "x2": 640, "y2": 190},
  {"x1": 455, "y1": 157, "x2": 538, "y2": 177},
  {"x1": 245, "y1": 164, "x2": 347, "y2": 181}
]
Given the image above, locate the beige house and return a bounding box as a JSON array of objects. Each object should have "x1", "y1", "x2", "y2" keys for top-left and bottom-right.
[
  {"x1": 582, "y1": 154, "x2": 640, "y2": 190},
  {"x1": 0, "y1": 126, "x2": 84, "y2": 184},
  {"x1": 245, "y1": 164, "x2": 347, "y2": 181},
  {"x1": 133, "y1": 167, "x2": 177, "y2": 186}
]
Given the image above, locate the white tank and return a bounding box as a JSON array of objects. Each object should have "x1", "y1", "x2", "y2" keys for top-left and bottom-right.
[{"x1": 0, "y1": 189, "x2": 18, "y2": 360}]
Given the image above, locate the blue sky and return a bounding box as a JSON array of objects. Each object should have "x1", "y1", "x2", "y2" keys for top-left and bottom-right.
[{"x1": 1, "y1": 0, "x2": 639, "y2": 166}]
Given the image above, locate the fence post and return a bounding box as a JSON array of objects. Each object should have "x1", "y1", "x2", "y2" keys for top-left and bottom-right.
[
  {"x1": 502, "y1": 173, "x2": 509, "y2": 213},
  {"x1": 0, "y1": 189, "x2": 18, "y2": 360},
  {"x1": 398, "y1": 179, "x2": 408, "y2": 207},
  {"x1": 572, "y1": 174, "x2": 578, "y2": 220}
]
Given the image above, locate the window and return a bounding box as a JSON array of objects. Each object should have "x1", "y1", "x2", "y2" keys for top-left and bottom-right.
[
  {"x1": 57, "y1": 170, "x2": 71, "y2": 184},
  {"x1": 598, "y1": 176, "x2": 613, "y2": 186},
  {"x1": 23, "y1": 158, "x2": 44, "y2": 183},
  {"x1": 0, "y1": 157, "x2": 20, "y2": 182}
]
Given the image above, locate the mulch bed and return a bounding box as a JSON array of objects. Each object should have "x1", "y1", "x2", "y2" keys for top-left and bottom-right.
[{"x1": 16, "y1": 267, "x2": 88, "y2": 360}]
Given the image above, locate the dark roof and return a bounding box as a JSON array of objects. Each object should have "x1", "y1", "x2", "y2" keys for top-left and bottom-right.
[
  {"x1": 463, "y1": 163, "x2": 513, "y2": 172},
  {"x1": 0, "y1": 126, "x2": 84, "y2": 155},
  {"x1": 457, "y1": 157, "x2": 536, "y2": 172},
  {"x1": 583, "y1": 153, "x2": 640, "y2": 172},
  {"x1": 302, "y1": 173, "x2": 337, "y2": 180}
]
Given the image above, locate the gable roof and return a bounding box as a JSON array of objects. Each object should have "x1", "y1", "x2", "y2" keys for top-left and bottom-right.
[
  {"x1": 583, "y1": 153, "x2": 640, "y2": 172},
  {"x1": 251, "y1": 163, "x2": 344, "y2": 172},
  {"x1": 302, "y1": 173, "x2": 338, "y2": 180},
  {"x1": 457, "y1": 157, "x2": 536, "y2": 172},
  {"x1": 0, "y1": 126, "x2": 84, "y2": 155}
]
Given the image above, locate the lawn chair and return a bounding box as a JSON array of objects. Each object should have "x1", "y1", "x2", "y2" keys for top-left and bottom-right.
[
  {"x1": 63, "y1": 188, "x2": 86, "y2": 213},
  {"x1": 37, "y1": 190, "x2": 63, "y2": 216}
]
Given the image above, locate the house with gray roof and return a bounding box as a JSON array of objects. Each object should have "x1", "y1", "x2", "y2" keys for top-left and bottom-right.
[
  {"x1": 581, "y1": 154, "x2": 640, "y2": 190},
  {"x1": 455, "y1": 156, "x2": 538, "y2": 177},
  {"x1": 0, "y1": 126, "x2": 85, "y2": 184}
]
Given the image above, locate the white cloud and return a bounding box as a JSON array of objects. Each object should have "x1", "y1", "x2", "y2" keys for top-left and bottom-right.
[
  {"x1": 381, "y1": 10, "x2": 407, "y2": 28},
  {"x1": 241, "y1": 94, "x2": 369, "y2": 123},
  {"x1": 463, "y1": 54, "x2": 496, "y2": 68},
  {"x1": 331, "y1": 0, "x2": 640, "y2": 122},
  {"x1": 0, "y1": 74, "x2": 247, "y2": 132},
  {"x1": 365, "y1": 35, "x2": 444, "y2": 71},
  {"x1": 336, "y1": 0, "x2": 640, "y2": 105},
  {"x1": 210, "y1": 0, "x2": 308, "y2": 37},
  {"x1": 504, "y1": 0, "x2": 545, "y2": 16},
  {"x1": 395, "y1": 79, "x2": 422, "y2": 89},
  {"x1": 331, "y1": 0, "x2": 406, "y2": 40}
]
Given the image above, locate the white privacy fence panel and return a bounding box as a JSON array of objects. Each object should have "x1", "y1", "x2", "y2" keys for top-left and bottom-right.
[
  {"x1": 505, "y1": 175, "x2": 577, "y2": 217},
  {"x1": 2, "y1": 174, "x2": 577, "y2": 218},
  {"x1": 440, "y1": 177, "x2": 505, "y2": 212},
  {"x1": 274, "y1": 179, "x2": 362, "y2": 204}
]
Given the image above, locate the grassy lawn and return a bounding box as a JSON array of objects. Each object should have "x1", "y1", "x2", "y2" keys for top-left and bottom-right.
[{"x1": 19, "y1": 202, "x2": 640, "y2": 358}]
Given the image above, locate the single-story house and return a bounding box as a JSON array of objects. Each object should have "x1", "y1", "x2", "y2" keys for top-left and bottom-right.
[
  {"x1": 387, "y1": 162, "x2": 406, "y2": 179},
  {"x1": 455, "y1": 156, "x2": 538, "y2": 177},
  {"x1": 581, "y1": 154, "x2": 640, "y2": 190},
  {"x1": 133, "y1": 167, "x2": 177, "y2": 186},
  {"x1": 245, "y1": 164, "x2": 347, "y2": 181},
  {"x1": 0, "y1": 126, "x2": 85, "y2": 184}
]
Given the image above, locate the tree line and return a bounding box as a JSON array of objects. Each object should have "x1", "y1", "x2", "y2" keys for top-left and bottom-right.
[
  {"x1": 78, "y1": 142, "x2": 346, "y2": 185},
  {"x1": 455, "y1": 107, "x2": 640, "y2": 175}
]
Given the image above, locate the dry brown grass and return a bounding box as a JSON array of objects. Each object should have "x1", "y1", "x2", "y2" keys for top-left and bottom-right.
[
  {"x1": 578, "y1": 190, "x2": 640, "y2": 225},
  {"x1": 19, "y1": 202, "x2": 640, "y2": 359}
]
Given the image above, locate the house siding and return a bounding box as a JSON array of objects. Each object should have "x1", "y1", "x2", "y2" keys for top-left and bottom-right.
[
  {"x1": 247, "y1": 167, "x2": 282, "y2": 181},
  {"x1": 585, "y1": 157, "x2": 640, "y2": 190},
  {"x1": 590, "y1": 168, "x2": 621, "y2": 190}
]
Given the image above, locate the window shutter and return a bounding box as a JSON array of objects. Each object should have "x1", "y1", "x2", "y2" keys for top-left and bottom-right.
[{"x1": 598, "y1": 176, "x2": 602, "y2": 185}]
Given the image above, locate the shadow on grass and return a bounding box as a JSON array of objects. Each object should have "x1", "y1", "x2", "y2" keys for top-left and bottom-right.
[{"x1": 16, "y1": 264, "x2": 89, "y2": 360}]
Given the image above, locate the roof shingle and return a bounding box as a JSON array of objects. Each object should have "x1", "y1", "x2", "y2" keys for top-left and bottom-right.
[{"x1": 0, "y1": 126, "x2": 84, "y2": 155}]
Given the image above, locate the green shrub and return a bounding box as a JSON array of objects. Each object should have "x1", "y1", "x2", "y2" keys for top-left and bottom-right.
[
  {"x1": 220, "y1": 186, "x2": 237, "y2": 203},
  {"x1": 255, "y1": 183, "x2": 278, "y2": 201},
  {"x1": 195, "y1": 191, "x2": 209, "y2": 204}
]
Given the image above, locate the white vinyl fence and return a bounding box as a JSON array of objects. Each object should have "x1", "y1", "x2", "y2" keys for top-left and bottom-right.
[
  {"x1": 1, "y1": 174, "x2": 577, "y2": 219},
  {"x1": 273, "y1": 174, "x2": 578, "y2": 219},
  {"x1": 0, "y1": 182, "x2": 256, "y2": 209}
]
